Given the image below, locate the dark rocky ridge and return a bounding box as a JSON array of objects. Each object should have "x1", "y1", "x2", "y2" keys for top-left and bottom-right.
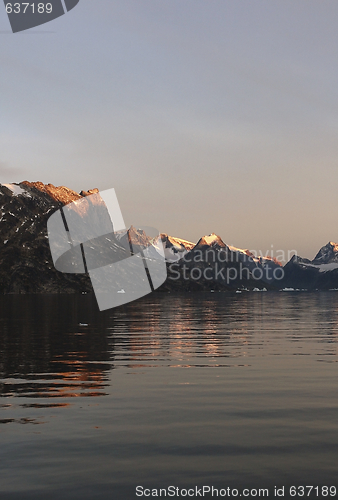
[
  {"x1": 1, "y1": 181, "x2": 338, "y2": 294},
  {"x1": 159, "y1": 233, "x2": 282, "y2": 292},
  {"x1": 0, "y1": 182, "x2": 280, "y2": 294},
  {"x1": 0, "y1": 181, "x2": 92, "y2": 293},
  {"x1": 313, "y1": 241, "x2": 338, "y2": 264},
  {"x1": 280, "y1": 243, "x2": 338, "y2": 290}
]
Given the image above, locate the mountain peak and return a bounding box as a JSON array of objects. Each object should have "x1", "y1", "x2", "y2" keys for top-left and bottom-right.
[
  {"x1": 160, "y1": 233, "x2": 195, "y2": 249},
  {"x1": 196, "y1": 233, "x2": 226, "y2": 248},
  {"x1": 329, "y1": 241, "x2": 338, "y2": 250},
  {"x1": 20, "y1": 181, "x2": 83, "y2": 205},
  {"x1": 1, "y1": 181, "x2": 103, "y2": 207},
  {"x1": 160, "y1": 233, "x2": 195, "y2": 262},
  {"x1": 314, "y1": 241, "x2": 338, "y2": 263},
  {"x1": 79, "y1": 188, "x2": 100, "y2": 197}
]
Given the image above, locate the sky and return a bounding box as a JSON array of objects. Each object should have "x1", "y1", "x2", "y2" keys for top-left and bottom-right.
[{"x1": 1, "y1": 0, "x2": 338, "y2": 261}]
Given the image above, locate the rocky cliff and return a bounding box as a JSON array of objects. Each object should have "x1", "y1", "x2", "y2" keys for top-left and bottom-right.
[
  {"x1": 3, "y1": 181, "x2": 338, "y2": 294},
  {"x1": 0, "y1": 182, "x2": 92, "y2": 293}
]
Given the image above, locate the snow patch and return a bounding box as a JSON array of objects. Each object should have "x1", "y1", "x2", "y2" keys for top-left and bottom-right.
[
  {"x1": 167, "y1": 235, "x2": 194, "y2": 249},
  {"x1": 301, "y1": 262, "x2": 338, "y2": 273},
  {"x1": 164, "y1": 247, "x2": 189, "y2": 262},
  {"x1": 203, "y1": 234, "x2": 219, "y2": 245},
  {"x1": 229, "y1": 245, "x2": 249, "y2": 254},
  {"x1": 3, "y1": 183, "x2": 25, "y2": 196},
  {"x1": 160, "y1": 234, "x2": 194, "y2": 262}
]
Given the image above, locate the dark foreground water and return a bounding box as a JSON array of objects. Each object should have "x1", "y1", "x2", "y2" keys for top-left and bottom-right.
[{"x1": 0, "y1": 292, "x2": 338, "y2": 500}]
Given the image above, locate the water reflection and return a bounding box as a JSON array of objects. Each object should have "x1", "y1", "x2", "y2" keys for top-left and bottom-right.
[
  {"x1": 1, "y1": 292, "x2": 338, "y2": 404},
  {"x1": 1, "y1": 292, "x2": 338, "y2": 496},
  {"x1": 0, "y1": 295, "x2": 113, "y2": 403}
]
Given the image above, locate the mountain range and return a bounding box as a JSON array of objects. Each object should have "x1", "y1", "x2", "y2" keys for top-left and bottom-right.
[{"x1": 1, "y1": 181, "x2": 338, "y2": 293}]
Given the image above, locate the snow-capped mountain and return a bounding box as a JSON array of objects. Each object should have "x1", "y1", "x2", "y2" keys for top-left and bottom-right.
[
  {"x1": 313, "y1": 241, "x2": 338, "y2": 266},
  {"x1": 281, "y1": 242, "x2": 338, "y2": 290},
  {"x1": 195, "y1": 233, "x2": 226, "y2": 248},
  {"x1": 161, "y1": 232, "x2": 283, "y2": 290},
  {"x1": 160, "y1": 233, "x2": 195, "y2": 262},
  {"x1": 168, "y1": 232, "x2": 282, "y2": 285},
  {"x1": 0, "y1": 181, "x2": 92, "y2": 293},
  {"x1": 1, "y1": 181, "x2": 338, "y2": 293}
]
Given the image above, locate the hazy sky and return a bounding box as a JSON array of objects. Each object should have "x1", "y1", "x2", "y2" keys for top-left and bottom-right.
[{"x1": 1, "y1": 0, "x2": 338, "y2": 261}]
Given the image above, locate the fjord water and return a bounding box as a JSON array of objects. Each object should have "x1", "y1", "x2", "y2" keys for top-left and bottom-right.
[{"x1": 0, "y1": 292, "x2": 337, "y2": 499}]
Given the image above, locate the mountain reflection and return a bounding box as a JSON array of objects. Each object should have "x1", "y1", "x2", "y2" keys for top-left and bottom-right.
[
  {"x1": 105, "y1": 294, "x2": 253, "y2": 368},
  {"x1": 0, "y1": 295, "x2": 113, "y2": 402},
  {"x1": 1, "y1": 292, "x2": 338, "y2": 405}
]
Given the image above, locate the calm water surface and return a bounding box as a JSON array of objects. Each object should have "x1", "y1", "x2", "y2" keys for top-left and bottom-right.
[{"x1": 0, "y1": 292, "x2": 338, "y2": 499}]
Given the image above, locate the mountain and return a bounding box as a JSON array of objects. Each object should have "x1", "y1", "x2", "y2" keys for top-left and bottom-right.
[
  {"x1": 195, "y1": 233, "x2": 226, "y2": 248},
  {"x1": 226, "y1": 242, "x2": 282, "y2": 283},
  {"x1": 0, "y1": 182, "x2": 92, "y2": 293},
  {"x1": 281, "y1": 242, "x2": 338, "y2": 290},
  {"x1": 167, "y1": 233, "x2": 282, "y2": 286},
  {"x1": 160, "y1": 234, "x2": 195, "y2": 262},
  {"x1": 1, "y1": 181, "x2": 338, "y2": 294},
  {"x1": 161, "y1": 232, "x2": 283, "y2": 291},
  {"x1": 313, "y1": 241, "x2": 338, "y2": 265},
  {"x1": 0, "y1": 182, "x2": 279, "y2": 293}
]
